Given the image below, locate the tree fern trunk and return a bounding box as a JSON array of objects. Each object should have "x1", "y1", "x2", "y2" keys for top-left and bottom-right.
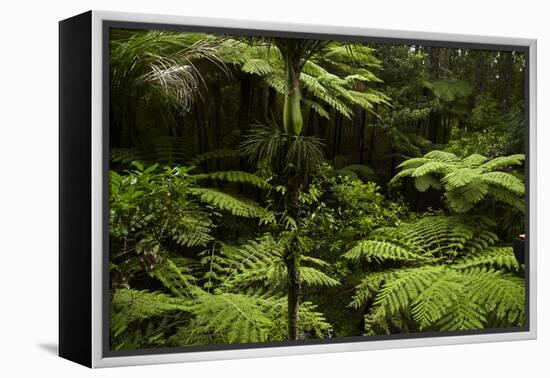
[
  {"x1": 285, "y1": 174, "x2": 301, "y2": 340},
  {"x1": 285, "y1": 247, "x2": 301, "y2": 340}
]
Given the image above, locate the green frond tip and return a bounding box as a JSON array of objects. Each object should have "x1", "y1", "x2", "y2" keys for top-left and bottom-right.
[
  {"x1": 424, "y1": 150, "x2": 460, "y2": 163},
  {"x1": 481, "y1": 172, "x2": 524, "y2": 196},
  {"x1": 300, "y1": 266, "x2": 340, "y2": 287},
  {"x1": 453, "y1": 247, "x2": 521, "y2": 271},
  {"x1": 411, "y1": 161, "x2": 453, "y2": 177},
  {"x1": 194, "y1": 170, "x2": 272, "y2": 189},
  {"x1": 481, "y1": 154, "x2": 525, "y2": 172},
  {"x1": 241, "y1": 58, "x2": 275, "y2": 76},
  {"x1": 343, "y1": 240, "x2": 428, "y2": 262},
  {"x1": 190, "y1": 188, "x2": 274, "y2": 221}
]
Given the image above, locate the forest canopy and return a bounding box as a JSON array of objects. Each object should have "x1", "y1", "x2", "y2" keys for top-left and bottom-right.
[{"x1": 108, "y1": 28, "x2": 526, "y2": 351}]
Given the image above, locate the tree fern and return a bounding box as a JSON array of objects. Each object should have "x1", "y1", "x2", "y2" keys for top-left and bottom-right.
[
  {"x1": 346, "y1": 215, "x2": 525, "y2": 333},
  {"x1": 226, "y1": 39, "x2": 389, "y2": 120},
  {"x1": 392, "y1": 151, "x2": 525, "y2": 214}
]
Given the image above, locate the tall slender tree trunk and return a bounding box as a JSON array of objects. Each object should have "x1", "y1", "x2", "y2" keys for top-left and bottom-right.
[
  {"x1": 501, "y1": 52, "x2": 514, "y2": 111},
  {"x1": 280, "y1": 42, "x2": 305, "y2": 340},
  {"x1": 284, "y1": 174, "x2": 301, "y2": 340}
]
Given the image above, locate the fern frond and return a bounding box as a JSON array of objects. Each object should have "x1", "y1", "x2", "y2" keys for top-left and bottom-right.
[
  {"x1": 366, "y1": 266, "x2": 445, "y2": 328},
  {"x1": 453, "y1": 247, "x2": 520, "y2": 271},
  {"x1": 461, "y1": 153, "x2": 489, "y2": 167},
  {"x1": 488, "y1": 187, "x2": 525, "y2": 212},
  {"x1": 414, "y1": 174, "x2": 441, "y2": 192},
  {"x1": 397, "y1": 157, "x2": 431, "y2": 170},
  {"x1": 434, "y1": 289, "x2": 486, "y2": 331},
  {"x1": 481, "y1": 172, "x2": 524, "y2": 195},
  {"x1": 169, "y1": 214, "x2": 214, "y2": 247},
  {"x1": 190, "y1": 188, "x2": 272, "y2": 220},
  {"x1": 241, "y1": 58, "x2": 275, "y2": 75},
  {"x1": 441, "y1": 168, "x2": 481, "y2": 189},
  {"x1": 424, "y1": 150, "x2": 460, "y2": 163},
  {"x1": 412, "y1": 161, "x2": 453, "y2": 177},
  {"x1": 348, "y1": 271, "x2": 391, "y2": 309},
  {"x1": 411, "y1": 271, "x2": 462, "y2": 329},
  {"x1": 111, "y1": 148, "x2": 143, "y2": 165},
  {"x1": 445, "y1": 177, "x2": 489, "y2": 213},
  {"x1": 464, "y1": 268, "x2": 525, "y2": 325},
  {"x1": 111, "y1": 289, "x2": 191, "y2": 337},
  {"x1": 300, "y1": 266, "x2": 340, "y2": 287},
  {"x1": 343, "y1": 240, "x2": 427, "y2": 262},
  {"x1": 152, "y1": 136, "x2": 188, "y2": 163},
  {"x1": 481, "y1": 154, "x2": 525, "y2": 172},
  {"x1": 302, "y1": 98, "x2": 330, "y2": 119},
  {"x1": 149, "y1": 256, "x2": 198, "y2": 297},
  {"x1": 183, "y1": 292, "x2": 275, "y2": 344}
]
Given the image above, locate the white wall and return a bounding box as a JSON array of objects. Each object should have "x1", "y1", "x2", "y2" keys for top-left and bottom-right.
[{"x1": 0, "y1": 0, "x2": 546, "y2": 376}]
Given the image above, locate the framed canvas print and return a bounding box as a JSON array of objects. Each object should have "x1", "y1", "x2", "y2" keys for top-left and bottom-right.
[{"x1": 59, "y1": 10, "x2": 537, "y2": 368}]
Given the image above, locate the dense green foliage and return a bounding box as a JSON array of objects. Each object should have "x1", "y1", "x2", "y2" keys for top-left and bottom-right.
[{"x1": 108, "y1": 29, "x2": 526, "y2": 350}]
